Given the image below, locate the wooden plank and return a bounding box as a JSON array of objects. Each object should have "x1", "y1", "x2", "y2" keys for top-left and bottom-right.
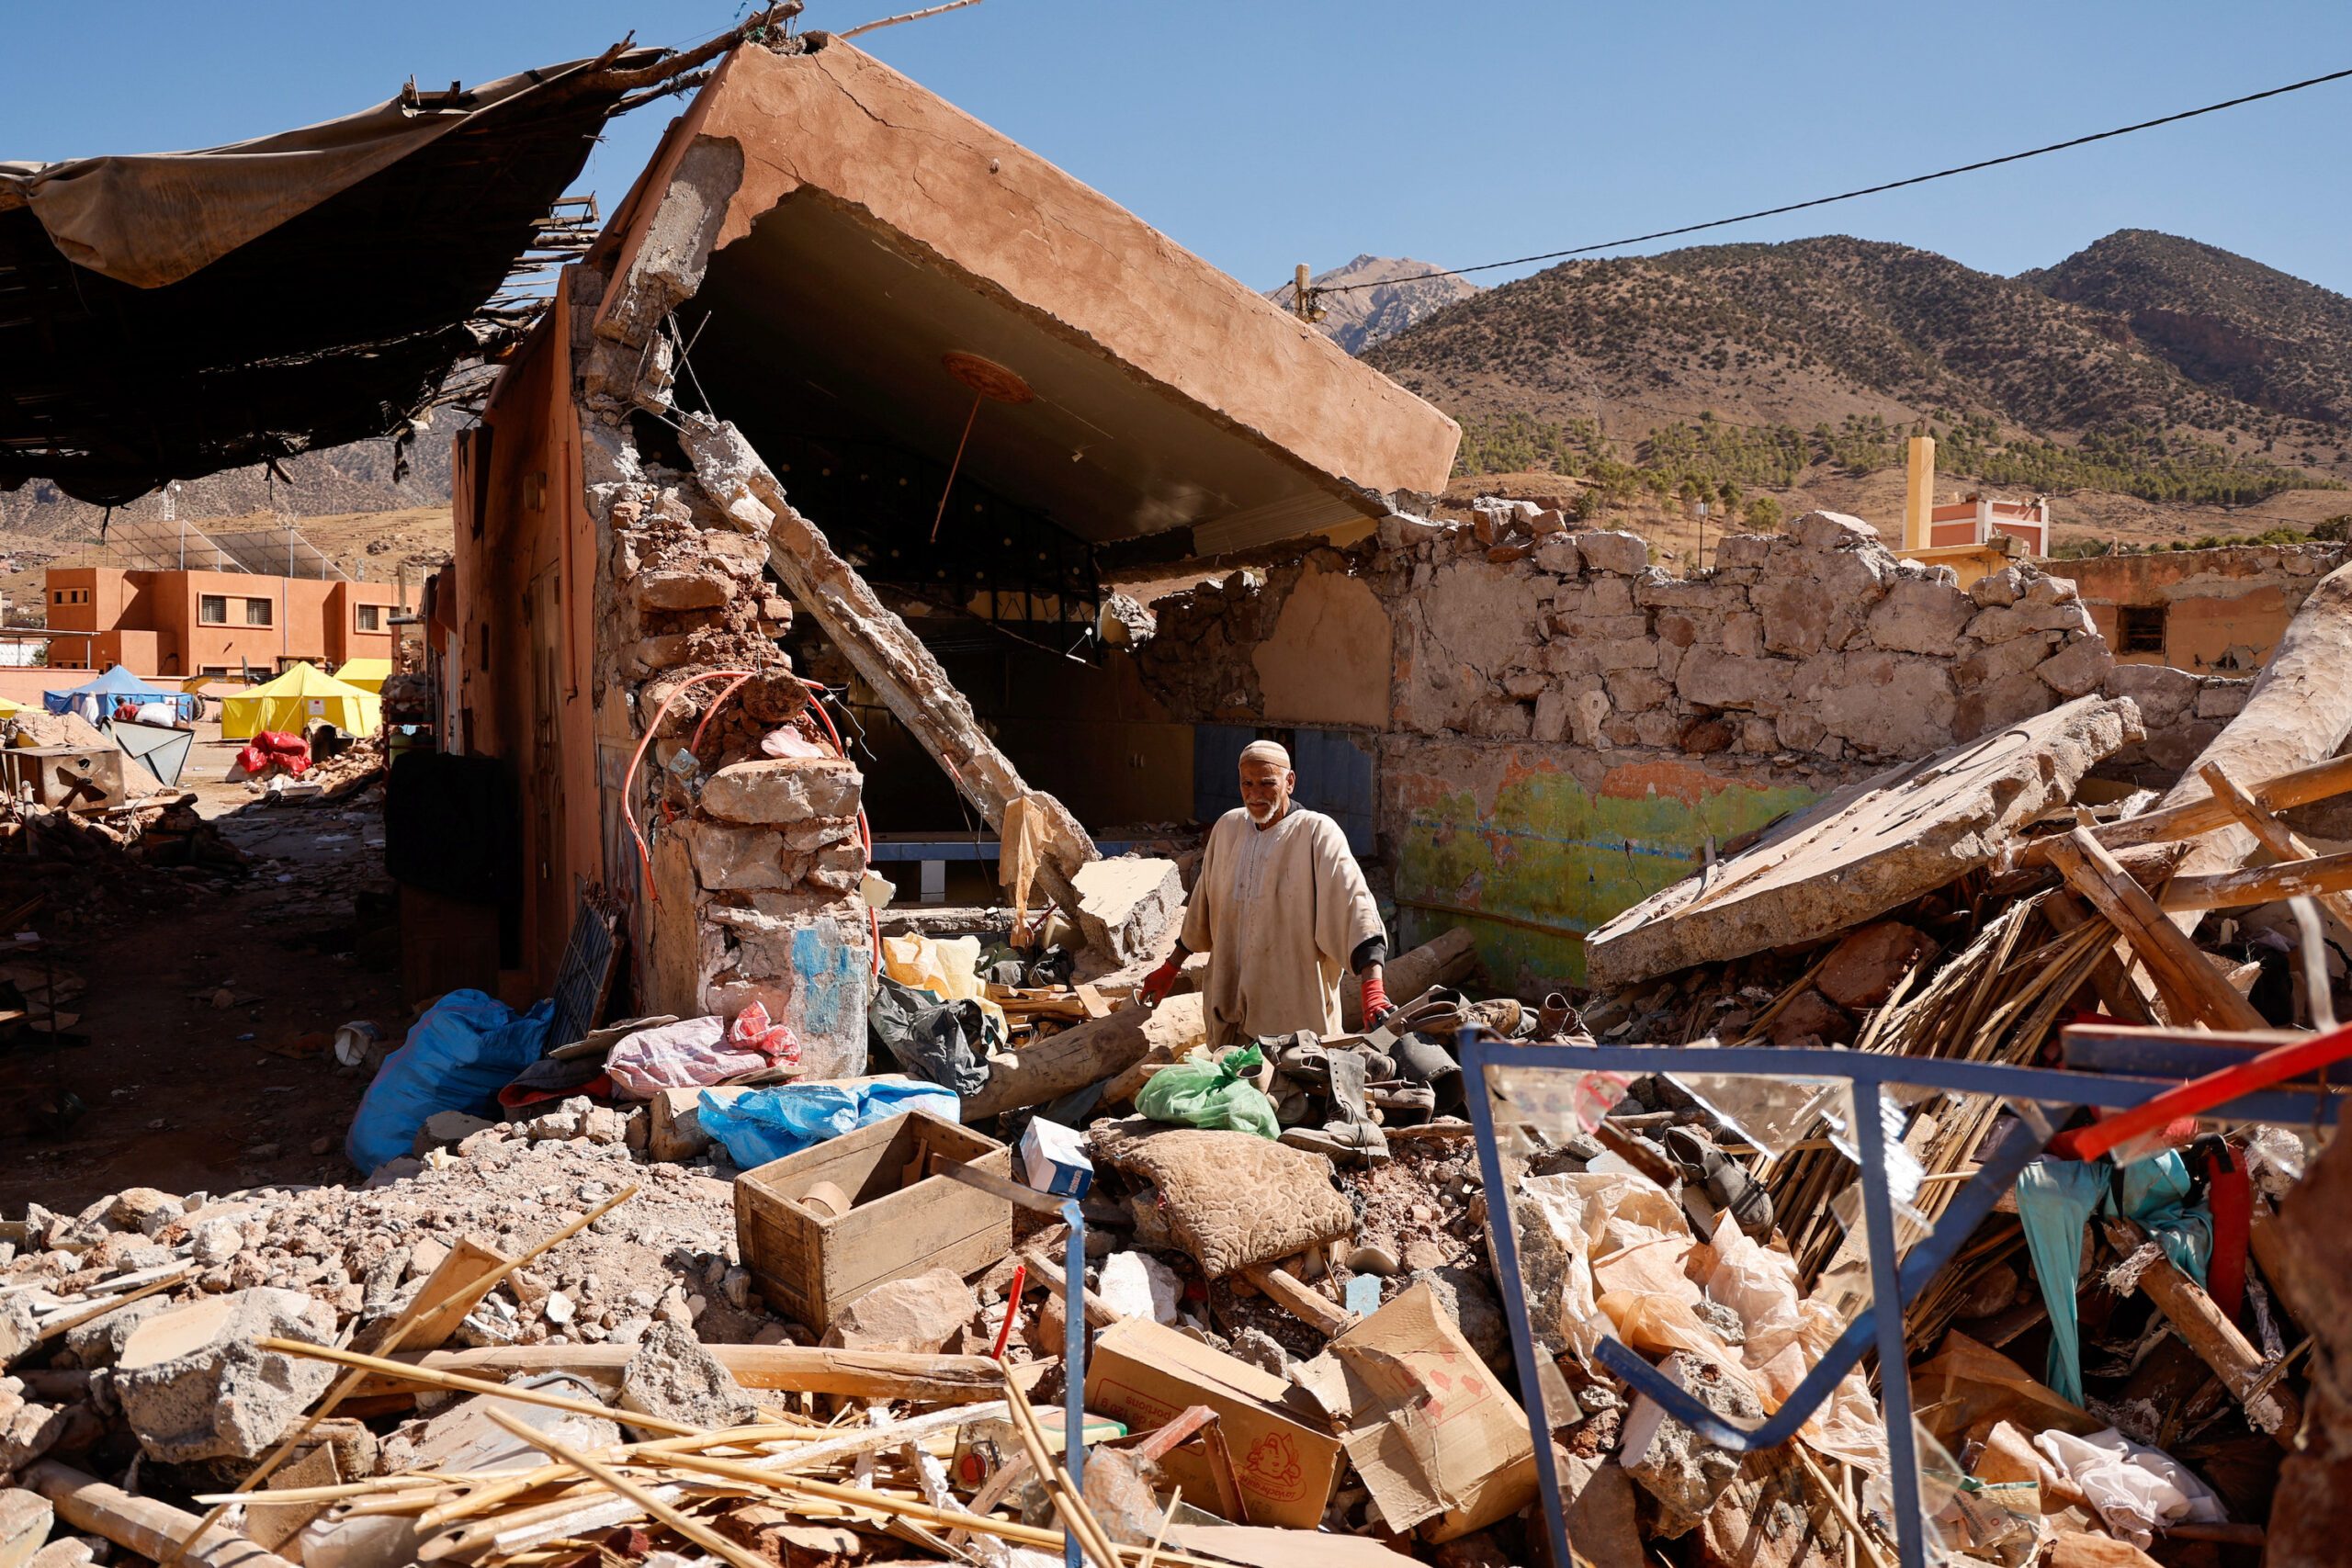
[
  {"x1": 2161, "y1": 847, "x2": 2352, "y2": 912},
  {"x1": 2020, "y1": 751, "x2": 2352, "y2": 864},
  {"x1": 2045, "y1": 829, "x2": 2267, "y2": 1031},
  {"x1": 1238, "y1": 1265, "x2": 1355, "y2": 1338},
  {"x1": 28, "y1": 1462, "x2": 302, "y2": 1568},
  {"x1": 2042, "y1": 889, "x2": 2157, "y2": 1024},
  {"x1": 2196, "y1": 763, "x2": 2352, "y2": 952},
  {"x1": 407, "y1": 1342, "x2": 1028, "y2": 1401},
  {"x1": 2105, "y1": 1217, "x2": 2301, "y2": 1446},
  {"x1": 386, "y1": 1237, "x2": 511, "y2": 1353}
]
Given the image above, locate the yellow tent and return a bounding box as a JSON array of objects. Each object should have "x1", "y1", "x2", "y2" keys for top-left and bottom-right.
[
  {"x1": 220, "y1": 662, "x2": 382, "y2": 740},
  {"x1": 334, "y1": 658, "x2": 393, "y2": 693},
  {"x1": 0, "y1": 697, "x2": 18, "y2": 717}
]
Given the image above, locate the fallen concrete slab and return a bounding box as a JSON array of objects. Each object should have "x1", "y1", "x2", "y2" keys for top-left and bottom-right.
[
  {"x1": 1585, "y1": 694, "x2": 2143, "y2": 989},
  {"x1": 112, "y1": 1288, "x2": 337, "y2": 1462}
]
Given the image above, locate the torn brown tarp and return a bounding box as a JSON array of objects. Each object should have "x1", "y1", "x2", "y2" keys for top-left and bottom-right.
[
  {"x1": 0, "y1": 62, "x2": 593, "y2": 289},
  {"x1": 0, "y1": 50, "x2": 658, "y2": 506}
]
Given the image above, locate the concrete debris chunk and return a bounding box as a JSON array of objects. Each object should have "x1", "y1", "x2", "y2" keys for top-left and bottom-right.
[
  {"x1": 617, "y1": 1321, "x2": 761, "y2": 1436},
  {"x1": 1071, "y1": 855, "x2": 1184, "y2": 966},
  {"x1": 1617, "y1": 1350, "x2": 1762, "y2": 1539},
  {"x1": 112, "y1": 1287, "x2": 337, "y2": 1461},
  {"x1": 60, "y1": 1296, "x2": 169, "y2": 1371},
  {"x1": 1585, "y1": 694, "x2": 2143, "y2": 988}
]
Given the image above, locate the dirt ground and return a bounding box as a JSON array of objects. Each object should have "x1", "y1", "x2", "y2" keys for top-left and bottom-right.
[{"x1": 0, "y1": 720, "x2": 398, "y2": 1213}]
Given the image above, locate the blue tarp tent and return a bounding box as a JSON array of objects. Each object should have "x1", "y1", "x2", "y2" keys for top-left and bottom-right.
[{"x1": 43, "y1": 665, "x2": 202, "y2": 724}]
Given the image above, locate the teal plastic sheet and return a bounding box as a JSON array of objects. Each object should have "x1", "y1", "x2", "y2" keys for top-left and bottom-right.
[{"x1": 2016, "y1": 1151, "x2": 2211, "y2": 1405}]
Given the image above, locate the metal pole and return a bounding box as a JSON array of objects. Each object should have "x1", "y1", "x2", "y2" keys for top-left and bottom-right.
[
  {"x1": 1851, "y1": 1080, "x2": 1926, "y2": 1568},
  {"x1": 1460, "y1": 1029, "x2": 1577, "y2": 1568},
  {"x1": 1058, "y1": 1197, "x2": 1087, "y2": 1568}
]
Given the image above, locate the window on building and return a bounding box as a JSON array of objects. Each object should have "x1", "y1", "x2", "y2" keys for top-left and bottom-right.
[
  {"x1": 2119, "y1": 604, "x2": 2166, "y2": 655},
  {"x1": 200, "y1": 666, "x2": 232, "y2": 678},
  {"x1": 198, "y1": 594, "x2": 228, "y2": 625},
  {"x1": 355, "y1": 604, "x2": 381, "y2": 632},
  {"x1": 51, "y1": 591, "x2": 62, "y2": 605},
  {"x1": 244, "y1": 597, "x2": 273, "y2": 626}
]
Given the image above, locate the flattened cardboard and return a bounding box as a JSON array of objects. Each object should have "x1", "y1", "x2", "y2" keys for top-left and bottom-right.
[
  {"x1": 1327, "y1": 1280, "x2": 1540, "y2": 1542},
  {"x1": 1084, "y1": 1317, "x2": 1341, "y2": 1529}
]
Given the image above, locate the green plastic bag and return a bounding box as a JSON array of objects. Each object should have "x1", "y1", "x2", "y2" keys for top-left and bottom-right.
[{"x1": 1135, "y1": 1044, "x2": 1280, "y2": 1139}]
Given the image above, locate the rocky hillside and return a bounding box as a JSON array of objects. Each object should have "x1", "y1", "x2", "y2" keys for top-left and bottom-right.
[
  {"x1": 2025, "y1": 230, "x2": 2352, "y2": 430},
  {"x1": 0, "y1": 430, "x2": 456, "y2": 541},
  {"x1": 1266, "y1": 254, "x2": 1481, "y2": 355}
]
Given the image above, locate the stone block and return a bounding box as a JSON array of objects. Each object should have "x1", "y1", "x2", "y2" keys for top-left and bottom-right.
[
  {"x1": 62, "y1": 1293, "x2": 169, "y2": 1371},
  {"x1": 683, "y1": 820, "x2": 789, "y2": 890},
  {"x1": 1605, "y1": 670, "x2": 1670, "y2": 713},
  {"x1": 1532, "y1": 688, "x2": 1573, "y2": 744},
  {"x1": 2018, "y1": 600, "x2": 2095, "y2": 636},
  {"x1": 1587, "y1": 576, "x2": 1635, "y2": 616},
  {"x1": 1074, "y1": 856, "x2": 1184, "y2": 964},
  {"x1": 1620, "y1": 1351, "x2": 1762, "y2": 1537},
  {"x1": 2102, "y1": 662, "x2": 2199, "y2": 731},
  {"x1": 1954, "y1": 632, "x2": 2055, "y2": 687},
  {"x1": 1866, "y1": 578, "x2": 1975, "y2": 655},
  {"x1": 1577, "y1": 531, "x2": 1650, "y2": 575},
  {"x1": 2035, "y1": 637, "x2": 2114, "y2": 699},
  {"x1": 0, "y1": 1489, "x2": 50, "y2": 1568},
  {"x1": 1655, "y1": 613, "x2": 1701, "y2": 649},
  {"x1": 1956, "y1": 671, "x2": 2055, "y2": 739},
  {"x1": 1714, "y1": 533, "x2": 1774, "y2": 570},
  {"x1": 821, "y1": 1267, "x2": 978, "y2": 1354},
  {"x1": 1970, "y1": 566, "x2": 2024, "y2": 607},
  {"x1": 2022, "y1": 570, "x2": 2079, "y2": 604},
  {"x1": 1633, "y1": 710, "x2": 1682, "y2": 748},
  {"x1": 1532, "y1": 536, "x2": 1582, "y2": 575},
  {"x1": 1721, "y1": 611, "x2": 1764, "y2": 658},
  {"x1": 1774, "y1": 711, "x2": 1826, "y2": 751},
  {"x1": 1962, "y1": 604, "x2": 2027, "y2": 642},
  {"x1": 106, "y1": 1188, "x2": 182, "y2": 1236},
  {"x1": 1594, "y1": 638, "x2": 1659, "y2": 671},
  {"x1": 619, "y1": 1322, "x2": 762, "y2": 1436},
  {"x1": 1816, "y1": 922, "x2": 1933, "y2": 1010},
  {"x1": 2196, "y1": 679, "x2": 2252, "y2": 719},
  {"x1": 1568, "y1": 690, "x2": 1613, "y2": 747},
  {"x1": 1788, "y1": 510, "x2": 1880, "y2": 550},
  {"x1": 1673, "y1": 649, "x2": 1792, "y2": 712},
  {"x1": 629, "y1": 568, "x2": 733, "y2": 613},
  {"x1": 114, "y1": 1288, "x2": 338, "y2": 1461},
  {"x1": 1812, "y1": 652, "x2": 1958, "y2": 755},
  {"x1": 413, "y1": 1110, "x2": 494, "y2": 1155}
]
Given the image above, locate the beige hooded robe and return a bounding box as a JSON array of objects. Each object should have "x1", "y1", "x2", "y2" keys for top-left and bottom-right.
[{"x1": 1180, "y1": 805, "x2": 1384, "y2": 1047}]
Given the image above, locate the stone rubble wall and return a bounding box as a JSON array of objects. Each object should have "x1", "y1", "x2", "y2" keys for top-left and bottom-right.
[
  {"x1": 568, "y1": 240, "x2": 873, "y2": 1076},
  {"x1": 1134, "y1": 504, "x2": 2254, "y2": 990}
]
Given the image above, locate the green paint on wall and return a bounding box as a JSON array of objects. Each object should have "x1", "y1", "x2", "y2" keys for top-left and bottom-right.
[{"x1": 1394, "y1": 764, "x2": 1817, "y2": 989}]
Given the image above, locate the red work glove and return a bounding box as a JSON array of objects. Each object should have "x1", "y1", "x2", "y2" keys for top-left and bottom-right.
[
  {"x1": 1360, "y1": 972, "x2": 1393, "y2": 1029},
  {"x1": 1140, "y1": 956, "x2": 1182, "y2": 1007}
]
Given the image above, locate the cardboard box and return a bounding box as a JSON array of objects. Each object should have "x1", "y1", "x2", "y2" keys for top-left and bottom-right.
[
  {"x1": 734, "y1": 1111, "x2": 1011, "y2": 1334},
  {"x1": 1084, "y1": 1318, "x2": 1342, "y2": 1529},
  {"x1": 1017, "y1": 1117, "x2": 1092, "y2": 1198},
  {"x1": 1325, "y1": 1280, "x2": 1540, "y2": 1542}
]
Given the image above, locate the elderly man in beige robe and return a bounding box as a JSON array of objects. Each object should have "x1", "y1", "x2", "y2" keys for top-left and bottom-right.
[{"x1": 1141, "y1": 739, "x2": 1393, "y2": 1045}]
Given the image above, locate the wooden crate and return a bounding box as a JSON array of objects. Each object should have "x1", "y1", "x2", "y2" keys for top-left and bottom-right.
[{"x1": 734, "y1": 1111, "x2": 1012, "y2": 1334}]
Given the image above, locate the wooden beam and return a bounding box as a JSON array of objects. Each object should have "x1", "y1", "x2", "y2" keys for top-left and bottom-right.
[
  {"x1": 2042, "y1": 888, "x2": 2157, "y2": 1023},
  {"x1": 28, "y1": 1462, "x2": 302, "y2": 1568},
  {"x1": 2161, "y1": 847, "x2": 2352, "y2": 913},
  {"x1": 2197, "y1": 763, "x2": 2352, "y2": 953},
  {"x1": 404, "y1": 1342, "x2": 1012, "y2": 1403},
  {"x1": 680, "y1": 415, "x2": 1095, "y2": 918},
  {"x1": 1239, "y1": 1264, "x2": 1356, "y2": 1338},
  {"x1": 2046, "y1": 829, "x2": 2267, "y2": 1031},
  {"x1": 2105, "y1": 1218, "x2": 2301, "y2": 1447},
  {"x1": 2019, "y1": 744, "x2": 2352, "y2": 867}
]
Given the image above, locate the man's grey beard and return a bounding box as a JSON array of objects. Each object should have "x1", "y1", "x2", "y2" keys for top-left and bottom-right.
[{"x1": 1246, "y1": 799, "x2": 1282, "y2": 824}]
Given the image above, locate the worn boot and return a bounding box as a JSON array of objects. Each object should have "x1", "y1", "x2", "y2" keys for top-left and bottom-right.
[
  {"x1": 1662, "y1": 1126, "x2": 1774, "y2": 1240},
  {"x1": 1279, "y1": 1047, "x2": 1391, "y2": 1165},
  {"x1": 1535, "y1": 992, "x2": 1580, "y2": 1041}
]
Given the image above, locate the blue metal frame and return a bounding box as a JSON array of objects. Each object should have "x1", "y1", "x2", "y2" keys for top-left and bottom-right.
[{"x1": 1458, "y1": 1032, "x2": 2344, "y2": 1568}]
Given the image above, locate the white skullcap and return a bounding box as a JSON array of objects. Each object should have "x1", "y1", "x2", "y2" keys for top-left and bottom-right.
[{"x1": 1238, "y1": 739, "x2": 1292, "y2": 769}]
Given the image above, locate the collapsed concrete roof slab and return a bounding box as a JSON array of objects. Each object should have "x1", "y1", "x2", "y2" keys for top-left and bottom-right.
[
  {"x1": 593, "y1": 36, "x2": 1459, "y2": 555},
  {"x1": 1582, "y1": 694, "x2": 2145, "y2": 990}
]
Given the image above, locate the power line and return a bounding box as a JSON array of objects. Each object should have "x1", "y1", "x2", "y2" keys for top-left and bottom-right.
[{"x1": 1308, "y1": 65, "x2": 2352, "y2": 298}]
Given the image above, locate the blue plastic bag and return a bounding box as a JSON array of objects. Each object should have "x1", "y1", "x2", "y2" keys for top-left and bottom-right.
[
  {"x1": 345, "y1": 990, "x2": 555, "y2": 1173},
  {"x1": 697, "y1": 1080, "x2": 958, "y2": 1169}
]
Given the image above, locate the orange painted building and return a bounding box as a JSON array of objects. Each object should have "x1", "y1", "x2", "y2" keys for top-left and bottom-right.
[{"x1": 43, "y1": 566, "x2": 400, "y2": 676}]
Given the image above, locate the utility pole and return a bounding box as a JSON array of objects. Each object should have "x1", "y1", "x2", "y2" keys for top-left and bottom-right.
[{"x1": 1291, "y1": 263, "x2": 1322, "y2": 324}]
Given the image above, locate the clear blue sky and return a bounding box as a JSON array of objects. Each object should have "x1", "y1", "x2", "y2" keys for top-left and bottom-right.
[{"x1": 7, "y1": 2, "x2": 2350, "y2": 297}]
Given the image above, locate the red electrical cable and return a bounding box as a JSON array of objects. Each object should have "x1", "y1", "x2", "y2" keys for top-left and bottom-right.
[{"x1": 621, "y1": 670, "x2": 757, "y2": 905}]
